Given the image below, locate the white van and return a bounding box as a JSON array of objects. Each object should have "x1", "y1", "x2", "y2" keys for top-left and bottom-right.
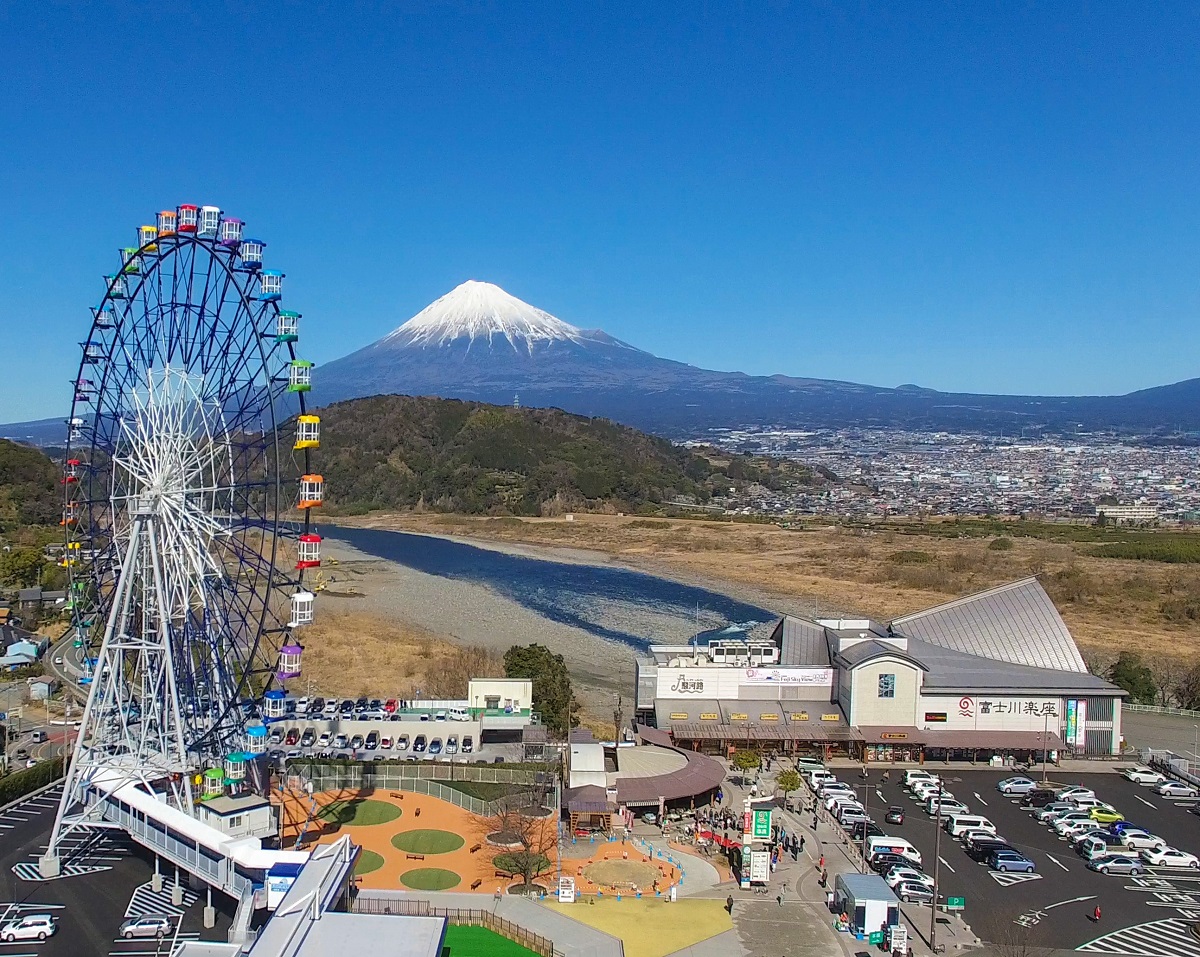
[
  {"x1": 805, "y1": 769, "x2": 836, "y2": 789},
  {"x1": 903, "y1": 770, "x2": 937, "y2": 788},
  {"x1": 944, "y1": 814, "x2": 995, "y2": 838},
  {"x1": 1078, "y1": 836, "x2": 1116, "y2": 861},
  {"x1": 866, "y1": 836, "x2": 922, "y2": 867},
  {"x1": 447, "y1": 707, "x2": 470, "y2": 722}
]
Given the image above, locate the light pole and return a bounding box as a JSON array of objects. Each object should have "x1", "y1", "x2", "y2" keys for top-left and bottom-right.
[
  {"x1": 858, "y1": 779, "x2": 870, "y2": 874},
  {"x1": 930, "y1": 782, "x2": 944, "y2": 954},
  {"x1": 1042, "y1": 710, "x2": 1050, "y2": 783},
  {"x1": 1192, "y1": 724, "x2": 1197, "y2": 770}
]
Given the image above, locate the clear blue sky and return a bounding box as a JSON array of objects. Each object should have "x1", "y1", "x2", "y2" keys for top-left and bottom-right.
[{"x1": 2, "y1": 2, "x2": 1199, "y2": 421}]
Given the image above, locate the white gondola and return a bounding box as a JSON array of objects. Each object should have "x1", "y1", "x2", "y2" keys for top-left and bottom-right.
[
  {"x1": 94, "y1": 307, "x2": 115, "y2": 328},
  {"x1": 289, "y1": 591, "x2": 314, "y2": 627},
  {"x1": 198, "y1": 205, "x2": 222, "y2": 237}
]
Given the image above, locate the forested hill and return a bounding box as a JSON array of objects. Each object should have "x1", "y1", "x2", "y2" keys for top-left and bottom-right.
[
  {"x1": 0, "y1": 439, "x2": 59, "y2": 531},
  {"x1": 312, "y1": 395, "x2": 823, "y2": 516}
]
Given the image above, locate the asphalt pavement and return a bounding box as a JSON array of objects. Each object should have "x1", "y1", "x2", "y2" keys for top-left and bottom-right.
[{"x1": 856, "y1": 767, "x2": 1200, "y2": 956}]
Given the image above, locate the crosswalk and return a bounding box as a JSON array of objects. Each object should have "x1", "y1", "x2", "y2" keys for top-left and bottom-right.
[
  {"x1": 1078, "y1": 918, "x2": 1200, "y2": 957},
  {"x1": 124, "y1": 882, "x2": 198, "y2": 919}
]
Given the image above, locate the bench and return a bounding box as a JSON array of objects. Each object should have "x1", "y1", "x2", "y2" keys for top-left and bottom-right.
[
  {"x1": 470, "y1": 879, "x2": 483, "y2": 890},
  {"x1": 406, "y1": 853, "x2": 425, "y2": 861},
  {"x1": 495, "y1": 870, "x2": 514, "y2": 879},
  {"x1": 470, "y1": 843, "x2": 482, "y2": 854}
]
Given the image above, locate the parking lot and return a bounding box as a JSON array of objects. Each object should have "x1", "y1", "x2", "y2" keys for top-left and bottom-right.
[
  {"x1": 0, "y1": 786, "x2": 232, "y2": 956},
  {"x1": 849, "y1": 768, "x2": 1200, "y2": 955}
]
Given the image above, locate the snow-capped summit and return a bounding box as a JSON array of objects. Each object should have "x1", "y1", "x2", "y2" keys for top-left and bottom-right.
[{"x1": 384, "y1": 280, "x2": 587, "y2": 353}]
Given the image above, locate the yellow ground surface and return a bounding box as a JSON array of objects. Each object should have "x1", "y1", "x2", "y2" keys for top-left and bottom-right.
[{"x1": 545, "y1": 898, "x2": 730, "y2": 957}]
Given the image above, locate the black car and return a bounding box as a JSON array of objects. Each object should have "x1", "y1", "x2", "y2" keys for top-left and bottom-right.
[
  {"x1": 354, "y1": 697, "x2": 369, "y2": 714},
  {"x1": 885, "y1": 806, "x2": 905, "y2": 825},
  {"x1": 967, "y1": 839, "x2": 1015, "y2": 863},
  {"x1": 369, "y1": 698, "x2": 383, "y2": 712},
  {"x1": 365, "y1": 732, "x2": 379, "y2": 750},
  {"x1": 413, "y1": 735, "x2": 427, "y2": 753},
  {"x1": 308, "y1": 697, "x2": 325, "y2": 715},
  {"x1": 869, "y1": 853, "x2": 913, "y2": 875},
  {"x1": 300, "y1": 729, "x2": 316, "y2": 747},
  {"x1": 849, "y1": 821, "x2": 884, "y2": 842},
  {"x1": 1021, "y1": 789, "x2": 1058, "y2": 808},
  {"x1": 339, "y1": 699, "x2": 354, "y2": 715}
]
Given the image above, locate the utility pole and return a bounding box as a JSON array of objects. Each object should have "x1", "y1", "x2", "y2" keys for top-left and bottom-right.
[
  {"x1": 859, "y1": 778, "x2": 870, "y2": 874},
  {"x1": 1042, "y1": 711, "x2": 1050, "y2": 782},
  {"x1": 613, "y1": 694, "x2": 624, "y2": 744},
  {"x1": 930, "y1": 782, "x2": 944, "y2": 954}
]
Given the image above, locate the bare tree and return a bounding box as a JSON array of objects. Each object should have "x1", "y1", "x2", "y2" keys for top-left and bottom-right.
[
  {"x1": 474, "y1": 772, "x2": 558, "y2": 893},
  {"x1": 1149, "y1": 654, "x2": 1183, "y2": 708}
]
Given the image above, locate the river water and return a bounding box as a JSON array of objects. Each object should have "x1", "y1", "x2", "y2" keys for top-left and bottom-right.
[{"x1": 324, "y1": 525, "x2": 775, "y2": 653}]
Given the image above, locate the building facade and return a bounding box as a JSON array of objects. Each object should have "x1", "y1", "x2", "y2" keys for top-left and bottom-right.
[{"x1": 636, "y1": 577, "x2": 1124, "y2": 761}]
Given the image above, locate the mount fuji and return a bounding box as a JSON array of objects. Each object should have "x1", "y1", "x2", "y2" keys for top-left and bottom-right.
[{"x1": 311, "y1": 280, "x2": 1200, "y2": 436}]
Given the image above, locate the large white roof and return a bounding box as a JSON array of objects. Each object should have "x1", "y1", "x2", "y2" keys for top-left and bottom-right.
[{"x1": 891, "y1": 577, "x2": 1087, "y2": 673}]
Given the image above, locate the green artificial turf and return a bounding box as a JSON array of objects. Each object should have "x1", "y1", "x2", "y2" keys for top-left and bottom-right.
[
  {"x1": 390, "y1": 828, "x2": 466, "y2": 854},
  {"x1": 353, "y1": 849, "x2": 385, "y2": 876},
  {"x1": 399, "y1": 867, "x2": 461, "y2": 890},
  {"x1": 443, "y1": 924, "x2": 540, "y2": 957},
  {"x1": 318, "y1": 798, "x2": 403, "y2": 827}
]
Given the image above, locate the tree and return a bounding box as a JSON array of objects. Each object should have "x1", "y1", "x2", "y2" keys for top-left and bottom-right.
[
  {"x1": 476, "y1": 778, "x2": 558, "y2": 893},
  {"x1": 1149, "y1": 655, "x2": 1182, "y2": 707},
  {"x1": 731, "y1": 749, "x2": 761, "y2": 774},
  {"x1": 776, "y1": 769, "x2": 801, "y2": 804},
  {"x1": 503, "y1": 644, "x2": 578, "y2": 735},
  {"x1": 0, "y1": 547, "x2": 46, "y2": 588},
  {"x1": 1108, "y1": 652, "x2": 1157, "y2": 704},
  {"x1": 1176, "y1": 664, "x2": 1200, "y2": 711}
]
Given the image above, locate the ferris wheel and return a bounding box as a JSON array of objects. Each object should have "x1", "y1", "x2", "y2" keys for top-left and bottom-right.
[{"x1": 45, "y1": 204, "x2": 323, "y2": 871}]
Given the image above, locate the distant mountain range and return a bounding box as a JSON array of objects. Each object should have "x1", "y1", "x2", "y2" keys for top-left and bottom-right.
[{"x1": 5, "y1": 280, "x2": 1200, "y2": 444}]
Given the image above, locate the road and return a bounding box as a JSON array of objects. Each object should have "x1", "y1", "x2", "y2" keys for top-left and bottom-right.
[{"x1": 855, "y1": 768, "x2": 1200, "y2": 956}]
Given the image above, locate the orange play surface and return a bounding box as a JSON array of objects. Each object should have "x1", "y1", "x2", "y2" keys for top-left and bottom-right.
[{"x1": 276, "y1": 788, "x2": 684, "y2": 896}]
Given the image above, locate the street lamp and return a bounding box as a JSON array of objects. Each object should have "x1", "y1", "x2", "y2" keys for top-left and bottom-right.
[{"x1": 1041, "y1": 710, "x2": 1050, "y2": 783}]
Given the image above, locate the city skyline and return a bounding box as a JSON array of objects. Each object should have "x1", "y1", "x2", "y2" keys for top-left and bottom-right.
[{"x1": 2, "y1": 4, "x2": 1200, "y2": 420}]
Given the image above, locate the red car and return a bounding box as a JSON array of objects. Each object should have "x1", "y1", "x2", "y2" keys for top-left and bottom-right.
[
  {"x1": 284, "y1": 728, "x2": 300, "y2": 746},
  {"x1": 384, "y1": 699, "x2": 399, "y2": 713}
]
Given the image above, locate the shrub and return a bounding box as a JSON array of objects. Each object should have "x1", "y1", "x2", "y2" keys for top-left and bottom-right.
[
  {"x1": 888, "y1": 550, "x2": 934, "y2": 565},
  {"x1": 0, "y1": 757, "x2": 63, "y2": 806},
  {"x1": 988, "y1": 537, "x2": 1014, "y2": 551}
]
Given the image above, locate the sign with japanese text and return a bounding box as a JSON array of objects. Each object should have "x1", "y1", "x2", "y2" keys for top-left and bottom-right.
[
  {"x1": 921, "y1": 695, "x2": 1061, "y2": 732},
  {"x1": 752, "y1": 808, "x2": 772, "y2": 839}
]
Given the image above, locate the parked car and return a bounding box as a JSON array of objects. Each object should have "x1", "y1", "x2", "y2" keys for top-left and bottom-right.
[
  {"x1": 895, "y1": 881, "x2": 935, "y2": 904},
  {"x1": 1021, "y1": 789, "x2": 1058, "y2": 809},
  {"x1": 1140, "y1": 847, "x2": 1200, "y2": 869},
  {"x1": 323, "y1": 700, "x2": 339, "y2": 715},
  {"x1": 1088, "y1": 854, "x2": 1144, "y2": 876},
  {"x1": 964, "y1": 831, "x2": 1008, "y2": 852},
  {"x1": 1069, "y1": 827, "x2": 1111, "y2": 848},
  {"x1": 268, "y1": 728, "x2": 283, "y2": 745},
  {"x1": 967, "y1": 839, "x2": 1015, "y2": 863},
  {"x1": 413, "y1": 735, "x2": 427, "y2": 753},
  {"x1": 958, "y1": 827, "x2": 1000, "y2": 847},
  {"x1": 869, "y1": 853, "x2": 914, "y2": 875},
  {"x1": 369, "y1": 698, "x2": 383, "y2": 712},
  {"x1": 284, "y1": 728, "x2": 299, "y2": 746},
  {"x1": 396, "y1": 735, "x2": 410, "y2": 751},
  {"x1": 294, "y1": 697, "x2": 309, "y2": 713},
  {"x1": 446, "y1": 735, "x2": 459, "y2": 755},
  {"x1": 1, "y1": 915, "x2": 58, "y2": 942},
  {"x1": 349, "y1": 734, "x2": 365, "y2": 750},
  {"x1": 1055, "y1": 817, "x2": 1100, "y2": 838},
  {"x1": 885, "y1": 806, "x2": 905, "y2": 825},
  {"x1": 1120, "y1": 829, "x2": 1167, "y2": 852},
  {"x1": 1056, "y1": 786, "x2": 1096, "y2": 803},
  {"x1": 927, "y1": 798, "x2": 969, "y2": 818},
  {"x1": 118, "y1": 916, "x2": 173, "y2": 939},
  {"x1": 850, "y1": 821, "x2": 885, "y2": 842},
  {"x1": 317, "y1": 731, "x2": 332, "y2": 747},
  {"x1": 333, "y1": 734, "x2": 348, "y2": 749},
  {"x1": 385, "y1": 699, "x2": 399, "y2": 713},
  {"x1": 1121, "y1": 765, "x2": 1167, "y2": 785},
  {"x1": 1109, "y1": 821, "x2": 1149, "y2": 835},
  {"x1": 309, "y1": 697, "x2": 325, "y2": 715},
  {"x1": 904, "y1": 770, "x2": 938, "y2": 789},
  {"x1": 381, "y1": 736, "x2": 393, "y2": 750},
  {"x1": 997, "y1": 776, "x2": 1037, "y2": 795},
  {"x1": 1089, "y1": 805, "x2": 1124, "y2": 824},
  {"x1": 300, "y1": 729, "x2": 316, "y2": 748},
  {"x1": 1155, "y1": 781, "x2": 1199, "y2": 798},
  {"x1": 462, "y1": 736, "x2": 473, "y2": 754},
  {"x1": 1035, "y1": 803, "x2": 1076, "y2": 823},
  {"x1": 365, "y1": 732, "x2": 379, "y2": 750},
  {"x1": 339, "y1": 699, "x2": 354, "y2": 715},
  {"x1": 838, "y1": 806, "x2": 869, "y2": 826},
  {"x1": 884, "y1": 867, "x2": 934, "y2": 891},
  {"x1": 990, "y1": 850, "x2": 1036, "y2": 873},
  {"x1": 429, "y1": 738, "x2": 443, "y2": 755}
]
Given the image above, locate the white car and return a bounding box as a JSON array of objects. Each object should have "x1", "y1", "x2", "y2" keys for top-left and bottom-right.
[
  {"x1": 997, "y1": 776, "x2": 1037, "y2": 794},
  {"x1": 1122, "y1": 765, "x2": 1167, "y2": 785},
  {"x1": 885, "y1": 867, "x2": 934, "y2": 890},
  {"x1": 1141, "y1": 846, "x2": 1200, "y2": 868},
  {"x1": 927, "y1": 799, "x2": 969, "y2": 818},
  {"x1": 959, "y1": 827, "x2": 999, "y2": 845},
  {"x1": 912, "y1": 780, "x2": 944, "y2": 797},
  {"x1": 1154, "y1": 781, "x2": 1199, "y2": 798},
  {"x1": 1, "y1": 915, "x2": 57, "y2": 942},
  {"x1": 1055, "y1": 817, "x2": 1098, "y2": 838},
  {"x1": 1056, "y1": 786, "x2": 1095, "y2": 803},
  {"x1": 1120, "y1": 829, "x2": 1167, "y2": 852},
  {"x1": 1035, "y1": 803, "x2": 1076, "y2": 823},
  {"x1": 820, "y1": 782, "x2": 855, "y2": 797}
]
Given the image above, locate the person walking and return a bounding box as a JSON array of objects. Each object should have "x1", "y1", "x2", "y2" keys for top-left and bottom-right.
[
  {"x1": 1093, "y1": 905, "x2": 1102, "y2": 923},
  {"x1": 799, "y1": 834, "x2": 806, "y2": 854},
  {"x1": 726, "y1": 894, "x2": 734, "y2": 916}
]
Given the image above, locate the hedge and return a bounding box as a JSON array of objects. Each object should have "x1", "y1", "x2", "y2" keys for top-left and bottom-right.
[{"x1": 0, "y1": 757, "x2": 64, "y2": 807}]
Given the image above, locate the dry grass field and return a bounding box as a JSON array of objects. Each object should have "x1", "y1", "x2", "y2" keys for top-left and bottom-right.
[
  {"x1": 297, "y1": 608, "x2": 503, "y2": 698},
  {"x1": 343, "y1": 512, "x2": 1200, "y2": 669}
]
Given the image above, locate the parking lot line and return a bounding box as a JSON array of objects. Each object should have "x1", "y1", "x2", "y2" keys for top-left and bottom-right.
[
  {"x1": 972, "y1": 792, "x2": 989, "y2": 806},
  {"x1": 1136, "y1": 795, "x2": 1159, "y2": 809},
  {"x1": 1047, "y1": 853, "x2": 1070, "y2": 871},
  {"x1": 938, "y1": 856, "x2": 955, "y2": 873}
]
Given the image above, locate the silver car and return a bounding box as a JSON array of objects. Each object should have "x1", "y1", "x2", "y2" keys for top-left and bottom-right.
[{"x1": 118, "y1": 915, "x2": 173, "y2": 939}]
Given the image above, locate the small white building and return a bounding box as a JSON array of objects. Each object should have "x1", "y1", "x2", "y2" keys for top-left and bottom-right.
[
  {"x1": 197, "y1": 793, "x2": 277, "y2": 841},
  {"x1": 565, "y1": 743, "x2": 608, "y2": 790}
]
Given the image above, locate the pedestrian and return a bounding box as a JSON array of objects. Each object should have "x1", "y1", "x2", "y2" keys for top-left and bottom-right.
[
  {"x1": 1093, "y1": 905, "x2": 1102, "y2": 923},
  {"x1": 777, "y1": 888, "x2": 785, "y2": 906},
  {"x1": 821, "y1": 867, "x2": 828, "y2": 886},
  {"x1": 790, "y1": 843, "x2": 797, "y2": 862},
  {"x1": 819, "y1": 854, "x2": 825, "y2": 870},
  {"x1": 799, "y1": 834, "x2": 805, "y2": 853},
  {"x1": 726, "y1": 894, "x2": 734, "y2": 916}
]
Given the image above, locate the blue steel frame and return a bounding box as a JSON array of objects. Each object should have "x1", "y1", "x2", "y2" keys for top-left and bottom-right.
[{"x1": 63, "y1": 223, "x2": 313, "y2": 761}]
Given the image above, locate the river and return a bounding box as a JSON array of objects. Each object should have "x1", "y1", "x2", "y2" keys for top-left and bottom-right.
[{"x1": 323, "y1": 524, "x2": 775, "y2": 653}]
